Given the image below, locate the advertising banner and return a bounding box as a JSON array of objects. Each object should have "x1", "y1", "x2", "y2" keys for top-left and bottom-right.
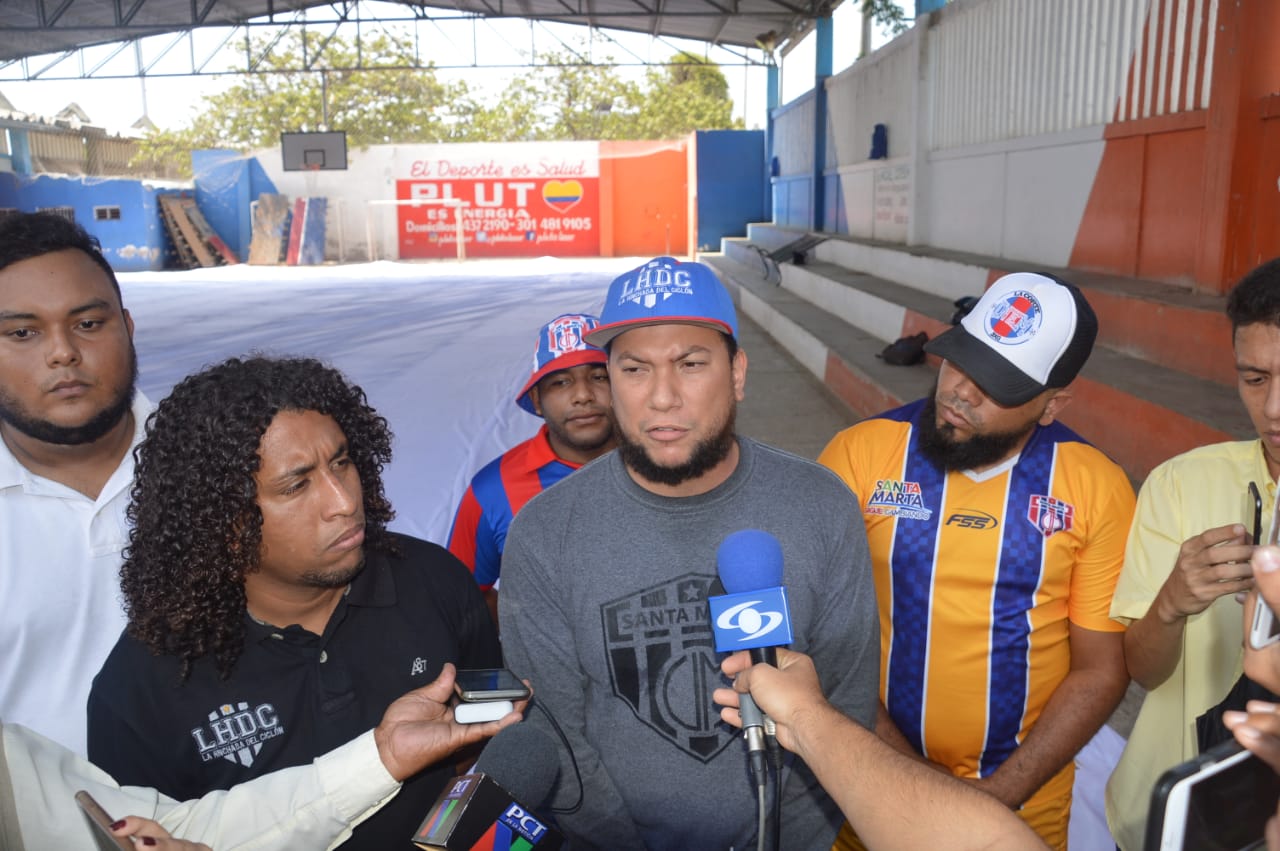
[{"x1": 395, "y1": 141, "x2": 600, "y2": 258}]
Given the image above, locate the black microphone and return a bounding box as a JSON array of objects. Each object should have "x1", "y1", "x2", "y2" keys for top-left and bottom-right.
[
  {"x1": 412, "y1": 723, "x2": 564, "y2": 850},
  {"x1": 710, "y1": 529, "x2": 792, "y2": 770}
]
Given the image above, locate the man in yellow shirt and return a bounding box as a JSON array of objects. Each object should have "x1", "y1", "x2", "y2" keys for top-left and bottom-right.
[
  {"x1": 1105, "y1": 258, "x2": 1280, "y2": 850},
  {"x1": 820, "y1": 272, "x2": 1133, "y2": 850}
]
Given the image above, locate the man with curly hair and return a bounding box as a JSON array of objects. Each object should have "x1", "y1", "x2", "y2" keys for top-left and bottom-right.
[
  {"x1": 86, "y1": 355, "x2": 501, "y2": 851},
  {"x1": 0, "y1": 211, "x2": 148, "y2": 756}
]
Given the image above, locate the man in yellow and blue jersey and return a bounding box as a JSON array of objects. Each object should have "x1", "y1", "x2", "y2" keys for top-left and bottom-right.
[{"x1": 819, "y1": 272, "x2": 1133, "y2": 850}]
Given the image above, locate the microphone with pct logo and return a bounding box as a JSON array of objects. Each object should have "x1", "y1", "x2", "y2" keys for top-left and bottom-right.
[
  {"x1": 708, "y1": 529, "x2": 793, "y2": 785},
  {"x1": 412, "y1": 723, "x2": 564, "y2": 850}
]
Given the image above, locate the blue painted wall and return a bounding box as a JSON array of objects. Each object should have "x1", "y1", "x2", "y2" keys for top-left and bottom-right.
[
  {"x1": 192, "y1": 150, "x2": 279, "y2": 261},
  {"x1": 694, "y1": 130, "x2": 767, "y2": 252},
  {"x1": 824, "y1": 172, "x2": 846, "y2": 235},
  {"x1": 772, "y1": 175, "x2": 813, "y2": 229},
  {"x1": 0, "y1": 172, "x2": 175, "y2": 271}
]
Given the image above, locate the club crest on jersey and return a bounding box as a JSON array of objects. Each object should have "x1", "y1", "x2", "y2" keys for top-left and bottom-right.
[
  {"x1": 190, "y1": 701, "x2": 284, "y2": 767},
  {"x1": 600, "y1": 574, "x2": 732, "y2": 762},
  {"x1": 1027, "y1": 494, "x2": 1075, "y2": 537},
  {"x1": 543, "y1": 315, "x2": 589, "y2": 360},
  {"x1": 865, "y1": 479, "x2": 933, "y2": 521},
  {"x1": 984, "y1": 290, "x2": 1043, "y2": 346},
  {"x1": 618, "y1": 260, "x2": 693, "y2": 310}
]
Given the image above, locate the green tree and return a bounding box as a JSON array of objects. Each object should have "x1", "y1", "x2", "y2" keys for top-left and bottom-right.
[
  {"x1": 471, "y1": 51, "x2": 643, "y2": 142},
  {"x1": 134, "y1": 37, "x2": 744, "y2": 174},
  {"x1": 863, "y1": 0, "x2": 911, "y2": 35},
  {"x1": 133, "y1": 31, "x2": 478, "y2": 176},
  {"x1": 473, "y1": 49, "x2": 740, "y2": 142},
  {"x1": 632, "y1": 52, "x2": 743, "y2": 139}
]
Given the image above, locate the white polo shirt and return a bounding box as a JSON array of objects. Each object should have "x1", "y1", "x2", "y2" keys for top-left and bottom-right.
[{"x1": 0, "y1": 393, "x2": 152, "y2": 756}]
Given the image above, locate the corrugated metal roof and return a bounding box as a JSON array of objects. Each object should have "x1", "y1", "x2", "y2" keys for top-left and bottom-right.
[{"x1": 0, "y1": 0, "x2": 825, "y2": 64}]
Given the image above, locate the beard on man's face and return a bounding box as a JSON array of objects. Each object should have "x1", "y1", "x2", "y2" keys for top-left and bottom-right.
[
  {"x1": 917, "y1": 393, "x2": 1036, "y2": 473},
  {"x1": 0, "y1": 344, "x2": 138, "y2": 446},
  {"x1": 617, "y1": 405, "x2": 738, "y2": 488}
]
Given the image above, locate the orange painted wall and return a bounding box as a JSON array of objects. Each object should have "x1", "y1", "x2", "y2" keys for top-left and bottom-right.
[
  {"x1": 600, "y1": 140, "x2": 689, "y2": 258},
  {"x1": 1136, "y1": 128, "x2": 1205, "y2": 284},
  {"x1": 1072, "y1": 0, "x2": 1280, "y2": 293},
  {"x1": 1070, "y1": 115, "x2": 1206, "y2": 287},
  {"x1": 1070, "y1": 134, "x2": 1144, "y2": 278},
  {"x1": 1253, "y1": 104, "x2": 1280, "y2": 271}
]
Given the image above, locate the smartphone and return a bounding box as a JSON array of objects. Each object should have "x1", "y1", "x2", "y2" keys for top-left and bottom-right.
[
  {"x1": 454, "y1": 667, "x2": 531, "y2": 702},
  {"x1": 1251, "y1": 488, "x2": 1280, "y2": 650},
  {"x1": 75, "y1": 790, "x2": 134, "y2": 851},
  {"x1": 1143, "y1": 740, "x2": 1280, "y2": 851},
  {"x1": 1248, "y1": 482, "x2": 1262, "y2": 546}
]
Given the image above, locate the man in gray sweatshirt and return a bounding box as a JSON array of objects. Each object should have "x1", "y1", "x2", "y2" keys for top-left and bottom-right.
[{"x1": 499, "y1": 256, "x2": 879, "y2": 849}]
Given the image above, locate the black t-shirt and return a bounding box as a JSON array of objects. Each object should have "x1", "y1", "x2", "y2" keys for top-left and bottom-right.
[{"x1": 88, "y1": 533, "x2": 501, "y2": 850}]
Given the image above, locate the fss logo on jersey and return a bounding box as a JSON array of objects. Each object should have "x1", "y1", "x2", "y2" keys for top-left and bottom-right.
[{"x1": 946, "y1": 509, "x2": 999, "y2": 530}]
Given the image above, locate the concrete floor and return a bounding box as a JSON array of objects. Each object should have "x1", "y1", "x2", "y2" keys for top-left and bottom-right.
[{"x1": 734, "y1": 313, "x2": 857, "y2": 460}]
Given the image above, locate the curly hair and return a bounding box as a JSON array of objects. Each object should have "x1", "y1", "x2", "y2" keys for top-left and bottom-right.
[
  {"x1": 121, "y1": 355, "x2": 396, "y2": 680},
  {"x1": 0, "y1": 211, "x2": 123, "y2": 308}
]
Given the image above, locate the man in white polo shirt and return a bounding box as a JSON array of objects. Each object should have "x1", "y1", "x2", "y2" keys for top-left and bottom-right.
[{"x1": 0, "y1": 211, "x2": 151, "y2": 755}]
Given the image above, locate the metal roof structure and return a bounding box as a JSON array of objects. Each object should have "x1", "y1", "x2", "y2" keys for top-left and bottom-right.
[{"x1": 0, "y1": 0, "x2": 833, "y2": 75}]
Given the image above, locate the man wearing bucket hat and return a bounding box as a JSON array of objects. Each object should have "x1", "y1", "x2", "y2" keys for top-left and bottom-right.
[
  {"x1": 819, "y1": 272, "x2": 1134, "y2": 850},
  {"x1": 447, "y1": 313, "x2": 614, "y2": 621},
  {"x1": 499, "y1": 257, "x2": 879, "y2": 848}
]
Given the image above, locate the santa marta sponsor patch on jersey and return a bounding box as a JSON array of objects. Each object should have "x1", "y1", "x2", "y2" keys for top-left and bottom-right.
[{"x1": 865, "y1": 478, "x2": 933, "y2": 521}]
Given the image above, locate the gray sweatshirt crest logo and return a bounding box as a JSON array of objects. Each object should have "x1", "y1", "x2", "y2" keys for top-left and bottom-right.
[{"x1": 600, "y1": 573, "x2": 733, "y2": 761}]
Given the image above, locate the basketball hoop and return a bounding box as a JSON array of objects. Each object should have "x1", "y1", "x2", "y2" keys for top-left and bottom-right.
[{"x1": 302, "y1": 163, "x2": 322, "y2": 196}]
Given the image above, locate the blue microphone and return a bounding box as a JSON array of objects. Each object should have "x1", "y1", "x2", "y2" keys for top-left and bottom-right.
[
  {"x1": 708, "y1": 529, "x2": 793, "y2": 779},
  {"x1": 710, "y1": 529, "x2": 793, "y2": 664}
]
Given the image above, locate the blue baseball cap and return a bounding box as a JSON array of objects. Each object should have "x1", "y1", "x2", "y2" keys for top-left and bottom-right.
[
  {"x1": 516, "y1": 313, "x2": 608, "y2": 415},
  {"x1": 585, "y1": 257, "x2": 738, "y2": 348}
]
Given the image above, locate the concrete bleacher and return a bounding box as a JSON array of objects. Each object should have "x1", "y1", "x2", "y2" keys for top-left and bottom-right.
[{"x1": 703, "y1": 225, "x2": 1253, "y2": 484}]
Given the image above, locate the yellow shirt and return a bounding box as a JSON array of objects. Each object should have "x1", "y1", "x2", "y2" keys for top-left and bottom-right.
[
  {"x1": 1105, "y1": 440, "x2": 1266, "y2": 851},
  {"x1": 820, "y1": 400, "x2": 1133, "y2": 850}
]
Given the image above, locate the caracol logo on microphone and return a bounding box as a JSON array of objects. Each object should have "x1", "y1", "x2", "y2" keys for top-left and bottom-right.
[
  {"x1": 707, "y1": 587, "x2": 794, "y2": 653},
  {"x1": 714, "y1": 601, "x2": 783, "y2": 643}
]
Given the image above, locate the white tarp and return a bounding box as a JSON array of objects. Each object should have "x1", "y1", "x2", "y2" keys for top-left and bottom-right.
[{"x1": 120, "y1": 256, "x2": 639, "y2": 543}]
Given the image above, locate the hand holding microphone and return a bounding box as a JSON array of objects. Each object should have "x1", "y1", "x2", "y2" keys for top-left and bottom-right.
[
  {"x1": 709, "y1": 529, "x2": 793, "y2": 771},
  {"x1": 714, "y1": 648, "x2": 837, "y2": 757}
]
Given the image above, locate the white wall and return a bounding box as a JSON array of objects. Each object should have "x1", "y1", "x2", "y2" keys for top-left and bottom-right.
[
  {"x1": 926, "y1": 127, "x2": 1105, "y2": 266},
  {"x1": 826, "y1": 30, "x2": 917, "y2": 169},
  {"x1": 773, "y1": 0, "x2": 1216, "y2": 269}
]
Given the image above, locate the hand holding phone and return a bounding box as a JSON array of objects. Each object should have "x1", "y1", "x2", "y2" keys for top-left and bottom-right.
[
  {"x1": 75, "y1": 791, "x2": 133, "y2": 851},
  {"x1": 453, "y1": 668, "x2": 531, "y2": 703},
  {"x1": 1144, "y1": 740, "x2": 1280, "y2": 850},
  {"x1": 1249, "y1": 490, "x2": 1280, "y2": 651},
  {"x1": 452, "y1": 668, "x2": 530, "y2": 725}
]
